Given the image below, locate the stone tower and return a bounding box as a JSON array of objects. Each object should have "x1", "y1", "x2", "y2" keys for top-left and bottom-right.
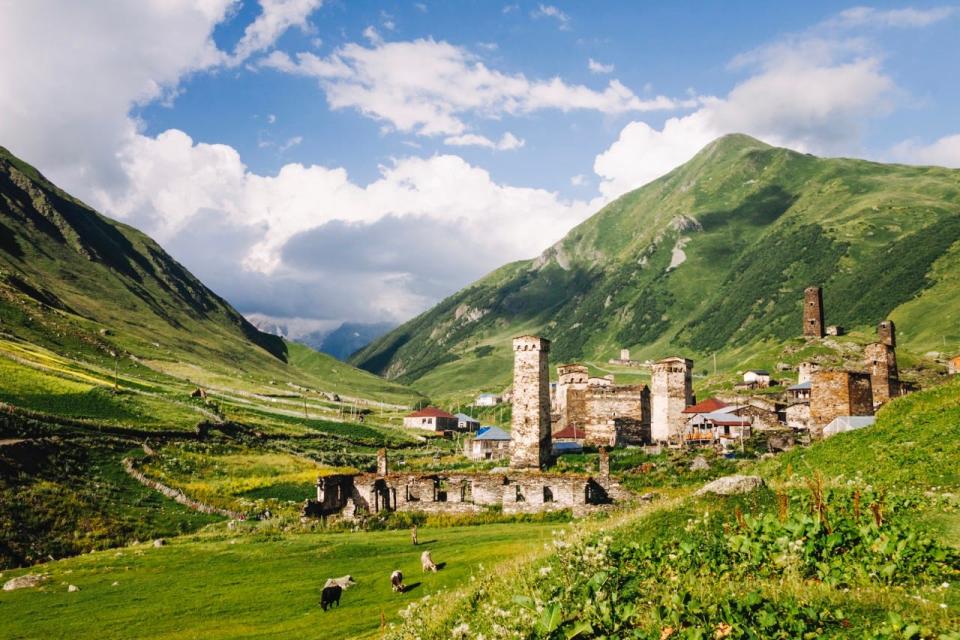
[
  {"x1": 650, "y1": 356, "x2": 694, "y2": 443},
  {"x1": 510, "y1": 336, "x2": 552, "y2": 469},
  {"x1": 878, "y1": 320, "x2": 896, "y2": 348},
  {"x1": 865, "y1": 342, "x2": 899, "y2": 406},
  {"x1": 803, "y1": 286, "x2": 825, "y2": 338}
]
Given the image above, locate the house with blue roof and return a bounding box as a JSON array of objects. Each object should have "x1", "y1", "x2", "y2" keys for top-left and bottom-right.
[{"x1": 466, "y1": 425, "x2": 511, "y2": 461}]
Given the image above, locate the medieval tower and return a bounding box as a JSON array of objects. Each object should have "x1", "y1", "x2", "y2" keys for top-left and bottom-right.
[
  {"x1": 878, "y1": 320, "x2": 896, "y2": 348},
  {"x1": 865, "y1": 342, "x2": 899, "y2": 406},
  {"x1": 803, "y1": 286, "x2": 825, "y2": 338},
  {"x1": 650, "y1": 356, "x2": 694, "y2": 443},
  {"x1": 510, "y1": 336, "x2": 552, "y2": 469}
]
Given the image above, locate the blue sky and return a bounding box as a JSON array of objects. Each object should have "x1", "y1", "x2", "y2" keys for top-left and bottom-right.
[{"x1": 1, "y1": 1, "x2": 958, "y2": 336}]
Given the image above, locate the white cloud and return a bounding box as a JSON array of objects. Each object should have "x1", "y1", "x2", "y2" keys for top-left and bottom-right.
[
  {"x1": 890, "y1": 134, "x2": 960, "y2": 167},
  {"x1": 363, "y1": 25, "x2": 382, "y2": 45},
  {"x1": 531, "y1": 4, "x2": 571, "y2": 30},
  {"x1": 588, "y1": 58, "x2": 614, "y2": 74},
  {"x1": 415, "y1": 3, "x2": 428, "y2": 13},
  {"x1": 0, "y1": 0, "x2": 233, "y2": 192},
  {"x1": 267, "y1": 113, "x2": 277, "y2": 123},
  {"x1": 279, "y1": 135, "x2": 303, "y2": 152},
  {"x1": 444, "y1": 132, "x2": 525, "y2": 150},
  {"x1": 594, "y1": 38, "x2": 896, "y2": 198},
  {"x1": 570, "y1": 174, "x2": 587, "y2": 187},
  {"x1": 261, "y1": 37, "x2": 698, "y2": 138},
  {"x1": 229, "y1": 0, "x2": 323, "y2": 65},
  {"x1": 96, "y1": 129, "x2": 593, "y2": 319},
  {"x1": 826, "y1": 5, "x2": 955, "y2": 29}
]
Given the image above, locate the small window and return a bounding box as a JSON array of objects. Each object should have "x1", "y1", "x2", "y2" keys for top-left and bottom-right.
[
  {"x1": 515, "y1": 485, "x2": 525, "y2": 502},
  {"x1": 543, "y1": 487, "x2": 554, "y2": 503}
]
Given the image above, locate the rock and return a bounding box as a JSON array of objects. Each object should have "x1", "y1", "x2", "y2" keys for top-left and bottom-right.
[
  {"x1": 695, "y1": 475, "x2": 765, "y2": 497},
  {"x1": 690, "y1": 456, "x2": 710, "y2": 471},
  {"x1": 68, "y1": 584, "x2": 79, "y2": 592},
  {"x1": 4, "y1": 574, "x2": 46, "y2": 591},
  {"x1": 639, "y1": 492, "x2": 660, "y2": 502},
  {"x1": 111, "y1": 581, "x2": 119, "y2": 587},
  {"x1": 153, "y1": 539, "x2": 165, "y2": 548}
]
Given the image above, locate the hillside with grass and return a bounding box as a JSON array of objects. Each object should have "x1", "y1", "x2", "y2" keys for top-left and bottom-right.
[{"x1": 352, "y1": 134, "x2": 960, "y2": 397}]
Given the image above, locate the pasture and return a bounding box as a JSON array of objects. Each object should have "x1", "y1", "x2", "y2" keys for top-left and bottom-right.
[{"x1": 0, "y1": 522, "x2": 561, "y2": 639}]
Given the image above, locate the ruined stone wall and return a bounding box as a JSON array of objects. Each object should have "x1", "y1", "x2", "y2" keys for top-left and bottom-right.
[
  {"x1": 511, "y1": 336, "x2": 552, "y2": 469},
  {"x1": 651, "y1": 357, "x2": 694, "y2": 442},
  {"x1": 811, "y1": 370, "x2": 874, "y2": 436},
  {"x1": 865, "y1": 342, "x2": 899, "y2": 406},
  {"x1": 803, "y1": 286, "x2": 825, "y2": 338},
  {"x1": 785, "y1": 402, "x2": 811, "y2": 430}
]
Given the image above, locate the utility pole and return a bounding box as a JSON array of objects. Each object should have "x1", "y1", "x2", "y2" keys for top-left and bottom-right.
[
  {"x1": 111, "y1": 351, "x2": 119, "y2": 393},
  {"x1": 713, "y1": 353, "x2": 717, "y2": 376}
]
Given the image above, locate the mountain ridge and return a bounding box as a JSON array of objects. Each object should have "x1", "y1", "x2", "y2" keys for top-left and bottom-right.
[{"x1": 351, "y1": 134, "x2": 960, "y2": 395}]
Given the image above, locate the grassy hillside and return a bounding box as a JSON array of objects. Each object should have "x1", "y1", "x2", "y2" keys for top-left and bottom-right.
[
  {"x1": 0, "y1": 145, "x2": 423, "y2": 408},
  {"x1": 352, "y1": 134, "x2": 960, "y2": 398}
]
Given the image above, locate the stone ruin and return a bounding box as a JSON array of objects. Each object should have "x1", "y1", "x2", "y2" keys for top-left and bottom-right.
[{"x1": 303, "y1": 446, "x2": 629, "y2": 521}]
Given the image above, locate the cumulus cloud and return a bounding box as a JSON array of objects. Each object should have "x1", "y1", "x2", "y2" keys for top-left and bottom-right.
[
  {"x1": 260, "y1": 38, "x2": 697, "y2": 138},
  {"x1": 443, "y1": 132, "x2": 525, "y2": 150},
  {"x1": 95, "y1": 129, "x2": 592, "y2": 320},
  {"x1": 890, "y1": 134, "x2": 960, "y2": 167},
  {"x1": 531, "y1": 4, "x2": 571, "y2": 30},
  {"x1": 229, "y1": 0, "x2": 323, "y2": 65},
  {"x1": 588, "y1": 58, "x2": 614, "y2": 74},
  {"x1": 594, "y1": 37, "x2": 896, "y2": 197}
]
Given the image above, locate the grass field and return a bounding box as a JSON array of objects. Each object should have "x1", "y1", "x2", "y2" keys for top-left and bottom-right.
[{"x1": 0, "y1": 522, "x2": 561, "y2": 640}]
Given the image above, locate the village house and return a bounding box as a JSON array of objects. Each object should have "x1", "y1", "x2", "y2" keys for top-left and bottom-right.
[
  {"x1": 474, "y1": 393, "x2": 501, "y2": 407},
  {"x1": 741, "y1": 370, "x2": 772, "y2": 388},
  {"x1": 809, "y1": 370, "x2": 874, "y2": 438},
  {"x1": 948, "y1": 355, "x2": 960, "y2": 376},
  {"x1": 454, "y1": 412, "x2": 481, "y2": 432},
  {"x1": 685, "y1": 411, "x2": 753, "y2": 449},
  {"x1": 465, "y1": 426, "x2": 511, "y2": 461},
  {"x1": 402, "y1": 407, "x2": 459, "y2": 432}
]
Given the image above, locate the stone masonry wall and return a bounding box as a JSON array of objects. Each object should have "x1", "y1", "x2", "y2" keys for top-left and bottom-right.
[
  {"x1": 651, "y1": 357, "x2": 694, "y2": 442},
  {"x1": 803, "y1": 286, "x2": 825, "y2": 338},
  {"x1": 511, "y1": 336, "x2": 552, "y2": 469},
  {"x1": 865, "y1": 342, "x2": 899, "y2": 406},
  {"x1": 810, "y1": 370, "x2": 874, "y2": 436}
]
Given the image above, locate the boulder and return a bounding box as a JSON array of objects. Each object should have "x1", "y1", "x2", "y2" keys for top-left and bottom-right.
[
  {"x1": 690, "y1": 456, "x2": 710, "y2": 471},
  {"x1": 153, "y1": 539, "x2": 165, "y2": 548},
  {"x1": 68, "y1": 584, "x2": 79, "y2": 592},
  {"x1": 695, "y1": 475, "x2": 765, "y2": 497},
  {"x1": 3, "y1": 574, "x2": 46, "y2": 591}
]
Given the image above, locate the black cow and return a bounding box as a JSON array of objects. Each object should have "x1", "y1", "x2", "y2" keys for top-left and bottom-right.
[{"x1": 320, "y1": 584, "x2": 342, "y2": 611}]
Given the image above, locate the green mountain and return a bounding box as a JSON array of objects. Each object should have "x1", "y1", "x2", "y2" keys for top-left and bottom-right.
[
  {"x1": 0, "y1": 145, "x2": 419, "y2": 405},
  {"x1": 352, "y1": 134, "x2": 960, "y2": 395}
]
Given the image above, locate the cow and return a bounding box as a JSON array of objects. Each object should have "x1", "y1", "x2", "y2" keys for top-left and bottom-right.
[
  {"x1": 320, "y1": 584, "x2": 341, "y2": 611},
  {"x1": 323, "y1": 575, "x2": 356, "y2": 590},
  {"x1": 421, "y1": 550, "x2": 438, "y2": 572},
  {"x1": 391, "y1": 570, "x2": 405, "y2": 593}
]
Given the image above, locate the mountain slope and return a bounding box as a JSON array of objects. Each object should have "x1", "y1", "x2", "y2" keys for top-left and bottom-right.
[
  {"x1": 0, "y1": 145, "x2": 420, "y2": 405},
  {"x1": 352, "y1": 134, "x2": 960, "y2": 393}
]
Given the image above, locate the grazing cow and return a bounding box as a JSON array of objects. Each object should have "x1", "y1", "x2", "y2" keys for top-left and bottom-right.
[
  {"x1": 320, "y1": 584, "x2": 341, "y2": 611},
  {"x1": 391, "y1": 570, "x2": 405, "y2": 593},
  {"x1": 323, "y1": 575, "x2": 356, "y2": 590},
  {"x1": 421, "y1": 550, "x2": 438, "y2": 572}
]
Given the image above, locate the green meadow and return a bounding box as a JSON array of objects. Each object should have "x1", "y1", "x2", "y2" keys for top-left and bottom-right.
[{"x1": 0, "y1": 523, "x2": 560, "y2": 640}]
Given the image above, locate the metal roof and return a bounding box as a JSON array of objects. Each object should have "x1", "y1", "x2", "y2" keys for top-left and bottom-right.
[
  {"x1": 787, "y1": 381, "x2": 812, "y2": 391},
  {"x1": 455, "y1": 413, "x2": 479, "y2": 422},
  {"x1": 474, "y1": 426, "x2": 511, "y2": 441}
]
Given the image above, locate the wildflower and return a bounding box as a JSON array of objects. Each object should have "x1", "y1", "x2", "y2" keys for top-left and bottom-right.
[
  {"x1": 452, "y1": 622, "x2": 470, "y2": 638},
  {"x1": 539, "y1": 566, "x2": 552, "y2": 576}
]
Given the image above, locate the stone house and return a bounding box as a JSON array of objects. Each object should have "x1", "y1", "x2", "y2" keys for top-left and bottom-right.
[
  {"x1": 552, "y1": 364, "x2": 651, "y2": 446},
  {"x1": 685, "y1": 412, "x2": 752, "y2": 449},
  {"x1": 465, "y1": 426, "x2": 511, "y2": 461},
  {"x1": 810, "y1": 370, "x2": 873, "y2": 438},
  {"x1": 402, "y1": 407, "x2": 459, "y2": 432}
]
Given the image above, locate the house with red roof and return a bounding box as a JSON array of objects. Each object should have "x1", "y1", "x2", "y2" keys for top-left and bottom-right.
[
  {"x1": 681, "y1": 397, "x2": 729, "y2": 415},
  {"x1": 402, "y1": 406, "x2": 459, "y2": 432}
]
